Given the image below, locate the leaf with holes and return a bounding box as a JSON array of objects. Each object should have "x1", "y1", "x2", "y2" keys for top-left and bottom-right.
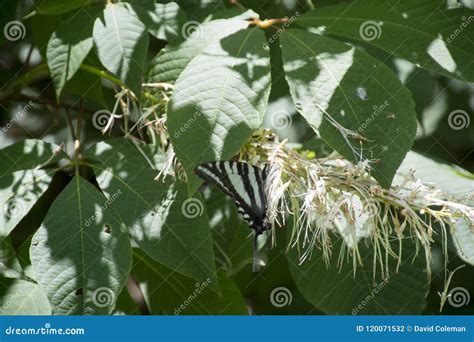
[
  {"x1": 85, "y1": 138, "x2": 219, "y2": 291},
  {"x1": 296, "y1": 0, "x2": 474, "y2": 82},
  {"x1": 280, "y1": 29, "x2": 416, "y2": 188},
  {"x1": 93, "y1": 3, "x2": 149, "y2": 93},
  {"x1": 30, "y1": 177, "x2": 132, "y2": 315},
  {"x1": 168, "y1": 27, "x2": 272, "y2": 194}
]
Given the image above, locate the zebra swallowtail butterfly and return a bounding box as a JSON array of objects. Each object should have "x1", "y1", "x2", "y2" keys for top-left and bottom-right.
[{"x1": 194, "y1": 161, "x2": 271, "y2": 272}]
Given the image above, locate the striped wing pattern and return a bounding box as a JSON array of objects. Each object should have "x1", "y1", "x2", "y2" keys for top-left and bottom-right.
[{"x1": 194, "y1": 161, "x2": 270, "y2": 235}]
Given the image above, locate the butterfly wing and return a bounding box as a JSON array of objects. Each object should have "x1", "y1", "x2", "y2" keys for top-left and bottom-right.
[{"x1": 194, "y1": 161, "x2": 269, "y2": 234}]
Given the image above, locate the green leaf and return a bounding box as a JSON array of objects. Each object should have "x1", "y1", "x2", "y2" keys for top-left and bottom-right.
[
  {"x1": 85, "y1": 138, "x2": 219, "y2": 290},
  {"x1": 395, "y1": 151, "x2": 474, "y2": 265},
  {"x1": 0, "y1": 278, "x2": 51, "y2": 315},
  {"x1": 93, "y1": 3, "x2": 149, "y2": 92},
  {"x1": 297, "y1": 0, "x2": 474, "y2": 81},
  {"x1": 130, "y1": 1, "x2": 187, "y2": 41},
  {"x1": 280, "y1": 29, "x2": 417, "y2": 188},
  {"x1": 206, "y1": 190, "x2": 254, "y2": 274},
  {"x1": 288, "y1": 235, "x2": 429, "y2": 314},
  {"x1": 46, "y1": 7, "x2": 99, "y2": 98},
  {"x1": 0, "y1": 237, "x2": 22, "y2": 279},
  {"x1": 30, "y1": 176, "x2": 132, "y2": 315},
  {"x1": 1, "y1": 170, "x2": 52, "y2": 237},
  {"x1": 168, "y1": 27, "x2": 272, "y2": 193},
  {"x1": 133, "y1": 249, "x2": 247, "y2": 315},
  {"x1": 34, "y1": 0, "x2": 90, "y2": 15},
  {"x1": 0, "y1": 139, "x2": 66, "y2": 177},
  {"x1": 146, "y1": 10, "x2": 255, "y2": 84}
]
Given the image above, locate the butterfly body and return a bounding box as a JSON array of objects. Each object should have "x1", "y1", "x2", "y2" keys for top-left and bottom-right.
[{"x1": 194, "y1": 161, "x2": 271, "y2": 271}]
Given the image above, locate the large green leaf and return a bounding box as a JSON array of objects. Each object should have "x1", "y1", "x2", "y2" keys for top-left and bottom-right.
[
  {"x1": 133, "y1": 249, "x2": 247, "y2": 315},
  {"x1": 0, "y1": 278, "x2": 51, "y2": 315},
  {"x1": 0, "y1": 237, "x2": 22, "y2": 279},
  {"x1": 395, "y1": 151, "x2": 474, "y2": 265},
  {"x1": 129, "y1": 1, "x2": 187, "y2": 41},
  {"x1": 288, "y1": 235, "x2": 429, "y2": 314},
  {"x1": 297, "y1": 0, "x2": 474, "y2": 81},
  {"x1": 280, "y1": 29, "x2": 417, "y2": 188},
  {"x1": 47, "y1": 7, "x2": 99, "y2": 98},
  {"x1": 168, "y1": 27, "x2": 272, "y2": 193},
  {"x1": 85, "y1": 138, "x2": 219, "y2": 290},
  {"x1": 93, "y1": 3, "x2": 149, "y2": 92},
  {"x1": 146, "y1": 10, "x2": 255, "y2": 84},
  {"x1": 30, "y1": 177, "x2": 132, "y2": 315},
  {"x1": 0, "y1": 139, "x2": 66, "y2": 177},
  {"x1": 0, "y1": 170, "x2": 52, "y2": 237},
  {"x1": 34, "y1": 0, "x2": 90, "y2": 15}
]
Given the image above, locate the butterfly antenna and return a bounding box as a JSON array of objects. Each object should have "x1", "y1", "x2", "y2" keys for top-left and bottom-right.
[{"x1": 252, "y1": 233, "x2": 261, "y2": 272}]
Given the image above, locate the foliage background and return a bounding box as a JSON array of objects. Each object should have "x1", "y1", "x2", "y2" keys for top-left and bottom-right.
[{"x1": 0, "y1": 0, "x2": 473, "y2": 315}]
